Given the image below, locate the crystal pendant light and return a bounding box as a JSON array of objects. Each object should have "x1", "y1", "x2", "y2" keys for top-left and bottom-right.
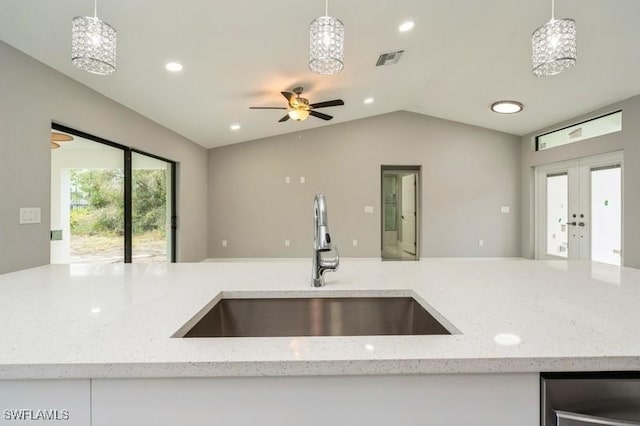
[
  {"x1": 309, "y1": 0, "x2": 344, "y2": 75},
  {"x1": 532, "y1": 0, "x2": 576, "y2": 77},
  {"x1": 71, "y1": 0, "x2": 117, "y2": 75}
]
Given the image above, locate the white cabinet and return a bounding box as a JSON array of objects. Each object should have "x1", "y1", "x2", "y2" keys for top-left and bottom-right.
[
  {"x1": 0, "y1": 380, "x2": 90, "y2": 425},
  {"x1": 92, "y1": 374, "x2": 539, "y2": 426}
]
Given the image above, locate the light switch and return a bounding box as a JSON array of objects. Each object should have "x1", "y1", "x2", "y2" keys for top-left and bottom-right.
[
  {"x1": 285, "y1": 176, "x2": 291, "y2": 184},
  {"x1": 221, "y1": 240, "x2": 228, "y2": 247},
  {"x1": 19, "y1": 207, "x2": 41, "y2": 224},
  {"x1": 364, "y1": 206, "x2": 374, "y2": 213},
  {"x1": 352, "y1": 239, "x2": 358, "y2": 247},
  {"x1": 479, "y1": 239, "x2": 484, "y2": 247},
  {"x1": 501, "y1": 206, "x2": 510, "y2": 214},
  {"x1": 284, "y1": 240, "x2": 290, "y2": 247},
  {"x1": 300, "y1": 176, "x2": 306, "y2": 184}
]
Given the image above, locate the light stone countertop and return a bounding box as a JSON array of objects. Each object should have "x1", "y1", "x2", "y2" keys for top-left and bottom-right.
[{"x1": 0, "y1": 258, "x2": 639, "y2": 379}]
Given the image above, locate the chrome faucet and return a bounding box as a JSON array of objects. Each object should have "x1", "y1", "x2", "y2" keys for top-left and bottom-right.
[{"x1": 312, "y1": 193, "x2": 339, "y2": 287}]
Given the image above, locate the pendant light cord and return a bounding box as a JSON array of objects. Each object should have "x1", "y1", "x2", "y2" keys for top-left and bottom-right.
[
  {"x1": 94, "y1": 0, "x2": 98, "y2": 18},
  {"x1": 551, "y1": 0, "x2": 555, "y2": 20},
  {"x1": 325, "y1": 0, "x2": 328, "y2": 17}
]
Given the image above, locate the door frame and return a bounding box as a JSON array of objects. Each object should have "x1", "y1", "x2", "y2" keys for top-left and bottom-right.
[
  {"x1": 534, "y1": 151, "x2": 623, "y2": 261},
  {"x1": 51, "y1": 123, "x2": 178, "y2": 263},
  {"x1": 380, "y1": 165, "x2": 421, "y2": 260}
]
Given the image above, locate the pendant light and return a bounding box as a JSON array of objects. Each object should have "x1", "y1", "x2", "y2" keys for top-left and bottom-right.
[
  {"x1": 532, "y1": 0, "x2": 576, "y2": 76},
  {"x1": 71, "y1": 0, "x2": 117, "y2": 75},
  {"x1": 309, "y1": 0, "x2": 344, "y2": 75}
]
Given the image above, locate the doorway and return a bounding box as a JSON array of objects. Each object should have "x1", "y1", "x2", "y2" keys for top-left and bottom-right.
[
  {"x1": 381, "y1": 166, "x2": 420, "y2": 261},
  {"x1": 50, "y1": 124, "x2": 177, "y2": 264},
  {"x1": 535, "y1": 151, "x2": 623, "y2": 265}
]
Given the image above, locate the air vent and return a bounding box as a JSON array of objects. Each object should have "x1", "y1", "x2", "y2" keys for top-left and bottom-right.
[{"x1": 376, "y1": 50, "x2": 405, "y2": 66}]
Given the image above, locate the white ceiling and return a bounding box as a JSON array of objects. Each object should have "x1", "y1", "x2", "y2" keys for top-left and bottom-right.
[{"x1": 2, "y1": 1, "x2": 640, "y2": 149}]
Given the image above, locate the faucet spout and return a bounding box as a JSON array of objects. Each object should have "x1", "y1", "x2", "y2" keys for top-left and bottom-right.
[{"x1": 312, "y1": 193, "x2": 339, "y2": 287}]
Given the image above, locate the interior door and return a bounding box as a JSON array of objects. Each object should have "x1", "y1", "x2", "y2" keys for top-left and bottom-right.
[
  {"x1": 536, "y1": 152, "x2": 623, "y2": 265},
  {"x1": 401, "y1": 173, "x2": 416, "y2": 255}
]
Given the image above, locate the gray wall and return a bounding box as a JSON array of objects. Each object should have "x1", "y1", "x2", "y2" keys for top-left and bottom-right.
[
  {"x1": 208, "y1": 111, "x2": 521, "y2": 258},
  {"x1": 0, "y1": 41, "x2": 208, "y2": 273},
  {"x1": 520, "y1": 95, "x2": 640, "y2": 268}
]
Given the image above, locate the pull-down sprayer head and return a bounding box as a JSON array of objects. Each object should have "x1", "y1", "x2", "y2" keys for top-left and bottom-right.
[{"x1": 313, "y1": 193, "x2": 332, "y2": 251}]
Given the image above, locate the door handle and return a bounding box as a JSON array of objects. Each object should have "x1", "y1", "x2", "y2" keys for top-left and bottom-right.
[
  {"x1": 565, "y1": 222, "x2": 577, "y2": 226},
  {"x1": 578, "y1": 222, "x2": 586, "y2": 227},
  {"x1": 556, "y1": 410, "x2": 640, "y2": 426}
]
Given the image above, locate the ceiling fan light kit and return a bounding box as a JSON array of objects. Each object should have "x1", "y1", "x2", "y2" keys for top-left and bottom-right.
[
  {"x1": 309, "y1": 0, "x2": 344, "y2": 75},
  {"x1": 289, "y1": 109, "x2": 310, "y2": 121},
  {"x1": 71, "y1": 0, "x2": 117, "y2": 75},
  {"x1": 532, "y1": 0, "x2": 576, "y2": 76},
  {"x1": 250, "y1": 87, "x2": 344, "y2": 123}
]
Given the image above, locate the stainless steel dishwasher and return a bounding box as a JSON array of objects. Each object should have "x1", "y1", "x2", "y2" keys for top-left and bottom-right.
[{"x1": 542, "y1": 373, "x2": 640, "y2": 426}]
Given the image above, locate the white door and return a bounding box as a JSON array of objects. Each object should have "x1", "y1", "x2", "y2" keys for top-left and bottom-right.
[
  {"x1": 401, "y1": 174, "x2": 416, "y2": 255},
  {"x1": 536, "y1": 152, "x2": 623, "y2": 265}
]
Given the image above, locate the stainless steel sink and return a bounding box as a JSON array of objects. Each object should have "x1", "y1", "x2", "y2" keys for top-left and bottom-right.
[{"x1": 181, "y1": 296, "x2": 451, "y2": 338}]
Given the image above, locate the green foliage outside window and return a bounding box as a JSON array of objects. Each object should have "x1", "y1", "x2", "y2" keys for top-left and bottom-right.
[{"x1": 70, "y1": 168, "x2": 166, "y2": 237}]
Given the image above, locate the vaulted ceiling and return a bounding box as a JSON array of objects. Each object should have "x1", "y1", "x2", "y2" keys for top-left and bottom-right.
[{"x1": 1, "y1": 1, "x2": 639, "y2": 148}]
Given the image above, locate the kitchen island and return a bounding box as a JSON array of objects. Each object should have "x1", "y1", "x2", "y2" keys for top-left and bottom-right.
[{"x1": 0, "y1": 258, "x2": 638, "y2": 425}]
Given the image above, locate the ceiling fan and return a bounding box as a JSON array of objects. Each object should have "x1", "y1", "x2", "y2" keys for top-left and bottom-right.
[{"x1": 250, "y1": 87, "x2": 344, "y2": 122}]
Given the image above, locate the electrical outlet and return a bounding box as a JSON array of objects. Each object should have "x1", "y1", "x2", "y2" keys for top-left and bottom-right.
[
  {"x1": 479, "y1": 239, "x2": 484, "y2": 247},
  {"x1": 501, "y1": 206, "x2": 510, "y2": 214},
  {"x1": 364, "y1": 206, "x2": 374, "y2": 213},
  {"x1": 222, "y1": 240, "x2": 228, "y2": 247},
  {"x1": 284, "y1": 240, "x2": 290, "y2": 247},
  {"x1": 352, "y1": 239, "x2": 358, "y2": 247}
]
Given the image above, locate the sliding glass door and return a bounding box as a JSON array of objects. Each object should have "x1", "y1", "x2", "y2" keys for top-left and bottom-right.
[
  {"x1": 50, "y1": 135, "x2": 125, "y2": 264},
  {"x1": 132, "y1": 152, "x2": 173, "y2": 263},
  {"x1": 50, "y1": 124, "x2": 176, "y2": 264}
]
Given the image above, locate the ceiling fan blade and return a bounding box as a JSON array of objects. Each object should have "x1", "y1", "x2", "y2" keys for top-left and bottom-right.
[
  {"x1": 309, "y1": 99, "x2": 344, "y2": 109},
  {"x1": 249, "y1": 106, "x2": 287, "y2": 109},
  {"x1": 281, "y1": 92, "x2": 294, "y2": 102},
  {"x1": 310, "y1": 110, "x2": 333, "y2": 121},
  {"x1": 278, "y1": 114, "x2": 291, "y2": 122}
]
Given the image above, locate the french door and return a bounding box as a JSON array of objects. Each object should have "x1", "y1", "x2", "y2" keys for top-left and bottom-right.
[{"x1": 536, "y1": 152, "x2": 623, "y2": 265}]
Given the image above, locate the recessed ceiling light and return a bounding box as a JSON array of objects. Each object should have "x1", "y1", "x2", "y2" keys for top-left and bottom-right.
[
  {"x1": 230, "y1": 124, "x2": 241, "y2": 131},
  {"x1": 364, "y1": 97, "x2": 374, "y2": 104},
  {"x1": 165, "y1": 62, "x2": 183, "y2": 72},
  {"x1": 491, "y1": 100, "x2": 523, "y2": 114},
  {"x1": 399, "y1": 20, "x2": 415, "y2": 32}
]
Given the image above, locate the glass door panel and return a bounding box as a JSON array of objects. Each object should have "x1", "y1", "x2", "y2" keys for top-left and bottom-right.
[
  {"x1": 131, "y1": 152, "x2": 172, "y2": 263},
  {"x1": 546, "y1": 173, "x2": 569, "y2": 258},
  {"x1": 536, "y1": 152, "x2": 623, "y2": 265},
  {"x1": 590, "y1": 166, "x2": 622, "y2": 265},
  {"x1": 50, "y1": 133, "x2": 125, "y2": 264}
]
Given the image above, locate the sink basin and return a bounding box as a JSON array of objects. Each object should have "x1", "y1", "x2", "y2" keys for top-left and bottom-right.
[{"x1": 180, "y1": 296, "x2": 451, "y2": 338}]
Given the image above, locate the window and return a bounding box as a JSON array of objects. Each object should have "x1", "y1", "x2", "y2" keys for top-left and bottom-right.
[{"x1": 535, "y1": 111, "x2": 622, "y2": 151}]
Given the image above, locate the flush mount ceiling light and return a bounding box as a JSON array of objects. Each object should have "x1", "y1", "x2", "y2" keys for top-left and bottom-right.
[
  {"x1": 165, "y1": 62, "x2": 183, "y2": 72},
  {"x1": 71, "y1": 0, "x2": 117, "y2": 75},
  {"x1": 230, "y1": 124, "x2": 241, "y2": 131},
  {"x1": 532, "y1": 0, "x2": 576, "y2": 76},
  {"x1": 309, "y1": 0, "x2": 344, "y2": 75},
  {"x1": 398, "y1": 20, "x2": 415, "y2": 32},
  {"x1": 491, "y1": 100, "x2": 524, "y2": 114},
  {"x1": 363, "y1": 97, "x2": 374, "y2": 104}
]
